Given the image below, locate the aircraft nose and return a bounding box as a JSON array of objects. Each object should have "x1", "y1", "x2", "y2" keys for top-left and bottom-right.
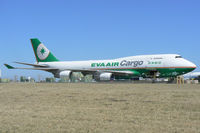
[
  {"x1": 184, "y1": 60, "x2": 197, "y2": 73},
  {"x1": 188, "y1": 61, "x2": 196, "y2": 69},
  {"x1": 193, "y1": 63, "x2": 197, "y2": 68}
]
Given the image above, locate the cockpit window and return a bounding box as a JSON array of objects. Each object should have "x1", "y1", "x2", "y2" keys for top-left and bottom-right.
[{"x1": 175, "y1": 56, "x2": 182, "y2": 58}]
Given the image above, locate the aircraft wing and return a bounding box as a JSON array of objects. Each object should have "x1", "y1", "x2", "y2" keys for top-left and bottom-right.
[
  {"x1": 4, "y1": 64, "x2": 58, "y2": 71},
  {"x1": 4, "y1": 64, "x2": 139, "y2": 76}
]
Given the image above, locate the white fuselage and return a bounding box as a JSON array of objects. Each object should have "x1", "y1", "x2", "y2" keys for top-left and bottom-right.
[{"x1": 38, "y1": 54, "x2": 196, "y2": 71}]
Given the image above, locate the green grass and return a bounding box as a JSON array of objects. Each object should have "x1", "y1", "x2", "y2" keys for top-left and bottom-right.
[{"x1": 0, "y1": 83, "x2": 200, "y2": 133}]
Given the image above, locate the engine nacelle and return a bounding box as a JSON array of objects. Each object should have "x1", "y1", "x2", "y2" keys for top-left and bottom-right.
[
  {"x1": 59, "y1": 70, "x2": 72, "y2": 79},
  {"x1": 99, "y1": 73, "x2": 114, "y2": 81}
]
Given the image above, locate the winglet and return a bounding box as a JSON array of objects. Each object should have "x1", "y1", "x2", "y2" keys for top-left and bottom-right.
[{"x1": 4, "y1": 64, "x2": 15, "y2": 69}]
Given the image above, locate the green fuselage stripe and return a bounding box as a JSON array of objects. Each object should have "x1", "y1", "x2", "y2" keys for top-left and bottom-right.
[{"x1": 93, "y1": 67, "x2": 195, "y2": 77}]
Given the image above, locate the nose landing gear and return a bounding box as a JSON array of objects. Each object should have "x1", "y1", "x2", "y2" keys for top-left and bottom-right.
[{"x1": 151, "y1": 71, "x2": 160, "y2": 83}]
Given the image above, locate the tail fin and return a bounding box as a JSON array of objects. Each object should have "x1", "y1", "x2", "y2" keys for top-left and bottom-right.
[{"x1": 30, "y1": 38, "x2": 59, "y2": 62}]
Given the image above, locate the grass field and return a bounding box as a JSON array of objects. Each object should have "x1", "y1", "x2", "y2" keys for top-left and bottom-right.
[{"x1": 0, "y1": 83, "x2": 200, "y2": 133}]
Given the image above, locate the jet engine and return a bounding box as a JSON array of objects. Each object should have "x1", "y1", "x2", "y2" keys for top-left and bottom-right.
[
  {"x1": 94, "y1": 72, "x2": 114, "y2": 81},
  {"x1": 58, "y1": 70, "x2": 72, "y2": 79}
]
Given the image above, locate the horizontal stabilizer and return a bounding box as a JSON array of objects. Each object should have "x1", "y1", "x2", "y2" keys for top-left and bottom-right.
[
  {"x1": 10, "y1": 67, "x2": 58, "y2": 71},
  {"x1": 4, "y1": 64, "x2": 15, "y2": 69},
  {"x1": 14, "y1": 62, "x2": 48, "y2": 67},
  {"x1": 4, "y1": 63, "x2": 57, "y2": 71}
]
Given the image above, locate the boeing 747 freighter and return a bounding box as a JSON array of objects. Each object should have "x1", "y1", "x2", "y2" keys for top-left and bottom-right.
[{"x1": 5, "y1": 39, "x2": 196, "y2": 81}]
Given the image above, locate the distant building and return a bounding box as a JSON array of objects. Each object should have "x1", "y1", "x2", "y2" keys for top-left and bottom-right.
[
  {"x1": 14, "y1": 75, "x2": 18, "y2": 82},
  {"x1": 1, "y1": 78, "x2": 10, "y2": 83},
  {"x1": 45, "y1": 77, "x2": 56, "y2": 83},
  {"x1": 20, "y1": 76, "x2": 27, "y2": 82}
]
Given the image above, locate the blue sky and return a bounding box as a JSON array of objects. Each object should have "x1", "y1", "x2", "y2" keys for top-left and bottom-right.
[{"x1": 0, "y1": 0, "x2": 200, "y2": 79}]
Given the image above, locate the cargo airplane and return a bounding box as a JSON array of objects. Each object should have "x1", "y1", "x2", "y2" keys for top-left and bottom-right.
[
  {"x1": 4, "y1": 39, "x2": 196, "y2": 81},
  {"x1": 183, "y1": 72, "x2": 200, "y2": 79}
]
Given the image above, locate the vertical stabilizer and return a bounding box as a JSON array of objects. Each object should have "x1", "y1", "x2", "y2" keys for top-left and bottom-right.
[{"x1": 30, "y1": 38, "x2": 59, "y2": 62}]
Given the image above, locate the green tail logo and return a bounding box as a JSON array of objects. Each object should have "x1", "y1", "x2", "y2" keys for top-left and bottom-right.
[{"x1": 31, "y1": 38, "x2": 59, "y2": 62}]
